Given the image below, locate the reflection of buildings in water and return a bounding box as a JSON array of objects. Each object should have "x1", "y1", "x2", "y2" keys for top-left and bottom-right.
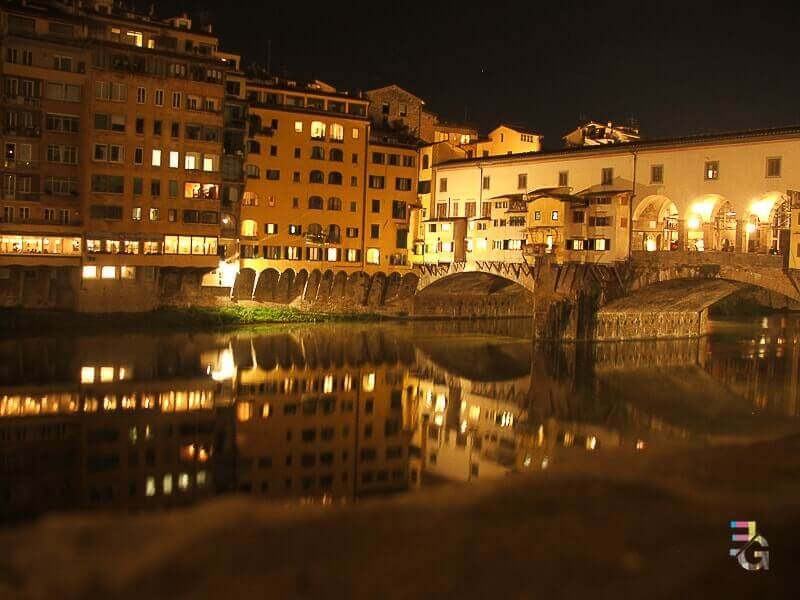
[
  {"x1": 232, "y1": 343, "x2": 415, "y2": 501},
  {"x1": 406, "y1": 354, "x2": 530, "y2": 482},
  {"x1": 704, "y1": 318, "x2": 800, "y2": 417},
  {"x1": 0, "y1": 385, "x2": 235, "y2": 520}
]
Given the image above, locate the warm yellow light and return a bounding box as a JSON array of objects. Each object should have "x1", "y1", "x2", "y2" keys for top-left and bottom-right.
[
  {"x1": 362, "y1": 372, "x2": 375, "y2": 392},
  {"x1": 645, "y1": 238, "x2": 657, "y2": 252},
  {"x1": 81, "y1": 266, "x2": 97, "y2": 279},
  {"x1": 635, "y1": 440, "x2": 647, "y2": 451},
  {"x1": 688, "y1": 197, "x2": 717, "y2": 223},
  {"x1": 236, "y1": 401, "x2": 253, "y2": 422},
  {"x1": 745, "y1": 222, "x2": 757, "y2": 234},
  {"x1": 749, "y1": 192, "x2": 784, "y2": 222},
  {"x1": 586, "y1": 436, "x2": 598, "y2": 450},
  {"x1": 687, "y1": 216, "x2": 701, "y2": 230},
  {"x1": 80, "y1": 366, "x2": 95, "y2": 384}
]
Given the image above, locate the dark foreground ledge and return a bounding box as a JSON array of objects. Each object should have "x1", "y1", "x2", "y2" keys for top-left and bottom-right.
[{"x1": 2, "y1": 437, "x2": 798, "y2": 599}]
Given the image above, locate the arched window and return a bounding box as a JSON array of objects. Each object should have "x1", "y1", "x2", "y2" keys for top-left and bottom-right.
[
  {"x1": 422, "y1": 154, "x2": 430, "y2": 170},
  {"x1": 306, "y1": 222, "x2": 324, "y2": 243},
  {"x1": 310, "y1": 121, "x2": 326, "y2": 139},
  {"x1": 241, "y1": 219, "x2": 257, "y2": 237},
  {"x1": 245, "y1": 164, "x2": 260, "y2": 178},
  {"x1": 247, "y1": 140, "x2": 261, "y2": 154},
  {"x1": 327, "y1": 197, "x2": 342, "y2": 211},
  {"x1": 327, "y1": 171, "x2": 342, "y2": 185},
  {"x1": 328, "y1": 224, "x2": 341, "y2": 244},
  {"x1": 329, "y1": 148, "x2": 343, "y2": 162},
  {"x1": 311, "y1": 146, "x2": 325, "y2": 160},
  {"x1": 330, "y1": 123, "x2": 344, "y2": 141},
  {"x1": 309, "y1": 170, "x2": 324, "y2": 183},
  {"x1": 308, "y1": 196, "x2": 323, "y2": 209}
]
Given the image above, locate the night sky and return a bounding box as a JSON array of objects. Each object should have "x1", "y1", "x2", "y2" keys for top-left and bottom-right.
[{"x1": 144, "y1": 1, "x2": 800, "y2": 149}]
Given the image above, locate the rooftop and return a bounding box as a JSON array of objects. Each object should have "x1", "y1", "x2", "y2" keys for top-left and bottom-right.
[{"x1": 437, "y1": 125, "x2": 800, "y2": 168}]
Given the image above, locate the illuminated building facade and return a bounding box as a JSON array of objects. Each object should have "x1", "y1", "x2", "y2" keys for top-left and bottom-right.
[
  {"x1": 427, "y1": 127, "x2": 800, "y2": 266},
  {"x1": 0, "y1": 0, "x2": 241, "y2": 310}
]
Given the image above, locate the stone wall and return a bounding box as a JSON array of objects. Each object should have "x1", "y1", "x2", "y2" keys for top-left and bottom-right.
[{"x1": 593, "y1": 309, "x2": 708, "y2": 341}]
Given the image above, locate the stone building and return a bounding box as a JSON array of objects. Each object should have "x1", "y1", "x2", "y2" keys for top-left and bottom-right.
[
  {"x1": 0, "y1": 0, "x2": 240, "y2": 311},
  {"x1": 426, "y1": 126, "x2": 800, "y2": 266}
]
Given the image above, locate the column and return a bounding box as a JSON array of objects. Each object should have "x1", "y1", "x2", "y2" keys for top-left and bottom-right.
[
  {"x1": 676, "y1": 219, "x2": 687, "y2": 251},
  {"x1": 735, "y1": 219, "x2": 746, "y2": 253}
]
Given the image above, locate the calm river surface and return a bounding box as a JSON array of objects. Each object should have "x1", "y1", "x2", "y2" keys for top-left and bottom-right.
[{"x1": 2, "y1": 316, "x2": 800, "y2": 521}]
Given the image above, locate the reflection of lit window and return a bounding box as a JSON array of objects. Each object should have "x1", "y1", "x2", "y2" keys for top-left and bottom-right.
[
  {"x1": 586, "y1": 436, "x2": 598, "y2": 450},
  {"x1": 118, "y1": 367, "x2": 128, "y2": 380},
  {"x1": 80, "y1": 367, "x2": 95, "y2": 383},
  {"x1": 468, "y1": 405, "x2": 481, "y2": 420},
  {"x1": 145, "y1": 424, "x2": 153, "y2": 440},
  {"x1": 362, "y1": 372, "x2": 375, "y2": 392},
  {"x1": 178, "y1": 472, "x2": 190, "y2": 491},
  {"x1": 100, "y1": 366, "x2": 115, "y2": 382},
  {"x1": 197, "y1": 471, "x2": 208, "y2": 486},
  {"x1": 163, "y1": 474, "x2": 173, "y2": 495},
  {"x1": 129, "y1": 426, "x2": 137, "y2": 443},
  {"x1": 323, "y1": 375, "x2": 334, "y2": 394},
  {"x1": 103, "y1": 396, "x2": 116, "y2": 410},
  {"x1": 146, "y1": 477, "x2": 156, "y2": 497},
  {"x1": 237, "y1": 402, "x2": 253, "y2": 422},
  {"x1": 343, "y1": 374, "x2": 352, "y2": 392},
  {"x1": 435, "y1": 394, "x2": 447, "y2": 412},
  {"x1": 261, "y1": 404, "x2": 271, "y2": 419},
  {"x1": 82, "y1": 266, "x2": 97, "y2": 279}
]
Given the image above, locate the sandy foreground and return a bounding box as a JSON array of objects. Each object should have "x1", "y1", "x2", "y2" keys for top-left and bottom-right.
[{"x1": 2, "y1": 436, "x2": 797, "y2": 599}]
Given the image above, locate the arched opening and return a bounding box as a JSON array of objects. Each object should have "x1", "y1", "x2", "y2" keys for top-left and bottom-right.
[
  {"x1": 632, "y1": 195, "x2": 678, "y2": 251},
  {"x1": 329, "y1": 148, "x2": 343, "y2": 162},
  {"x1": 327, "y1": 171, "x2": 343, "y2": 185},
  {"x1": 327, "y1": 197, "x2": 342, "y2": 211},
  {"x1": 712, "y1": 200, "x2": 737, "y2": 252},
  {"x1": 749, "y1": 192, "x2": 790, "y2": 255},
  {"x1": 327, "y1": 224, "x2": 341, "y2": 244},
  {"x1": 686, "y1": 195, "x2": 731, "y2": 252},
  {"x1": 415, "y1": 272, "x2": 533, "y2": 317},
  {"x1": 306, "y1": 223, "x2": 324, "y2": 244},
  {"x1": 309, "y1": 170, "x2": 324, "y2": 184}
]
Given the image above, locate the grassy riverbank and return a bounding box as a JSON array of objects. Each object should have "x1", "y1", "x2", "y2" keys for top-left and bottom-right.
[{"x1": 0, "y1": 305, "x2": 384, "y2": 336}]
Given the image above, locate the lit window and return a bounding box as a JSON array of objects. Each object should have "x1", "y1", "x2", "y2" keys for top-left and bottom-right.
[
  {"x1": 551, "y1": 210, "x2": 559, "y2": 221},
  {"x1": 82, "y1": 265, "x2": 97, "y2": 279},
  {"x1": 261, "y1": 404, "x2": 271, "y2": 419},
  {"x1": 178, "y1": 473, "x2": 190, "y2": 491},
  {"x1": 163, "y1": 474, "x2": 173, "y2": 495},
  {"x1": 169, "y1": 150, "x2": 179, "y2": 168},
  {"x1": 366, "y1": 248, "x2": 380, "y2": 264},
  {"x1": 362, "y1": 372, "x2": 376, "y2": 392},
  {"x1": 121, "y1": 266, "x2": 136, "y2": 279},
  {"x1": 151, "y1": 148, "x2": 162, "y2": 167},
  {"x1": 100, "y1": 366, "x2": 115, "y2": 382},
  {"x1": 101, "y1": 266, "x2": 116, "y2": 279},
  {"x1": 146, "y1": 477, "x2": 156, "y2": 497},
  {"x1": 80, "y1": 366, "x2": 95, "y2": 383},
  {"x1": 294, "y1": 121, "x2": 303, "y2": 132},
  {"x1": 310, "y1": 120, "x2": 326, "y2": 139},
  {"x1": 237, "y1": 402, "x2": 253, "y2": 422},
  {"x1": 352, "y1": 128, "x2": 359, "y2": 139}
]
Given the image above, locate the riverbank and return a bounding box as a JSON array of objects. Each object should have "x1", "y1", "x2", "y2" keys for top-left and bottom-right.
[{"x1": 0, "y1": 305, "x2": 385, "y2": 336}]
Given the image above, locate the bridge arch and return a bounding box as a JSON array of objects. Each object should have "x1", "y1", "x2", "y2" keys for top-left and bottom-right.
[{"x1": 415, "y1": 261, "x2": 535, "y2": 294}]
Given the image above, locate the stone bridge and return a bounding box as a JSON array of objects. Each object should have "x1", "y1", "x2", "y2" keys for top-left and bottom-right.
[{"x1": 410, "y1": 250, "x2": 800, "y2": 340}]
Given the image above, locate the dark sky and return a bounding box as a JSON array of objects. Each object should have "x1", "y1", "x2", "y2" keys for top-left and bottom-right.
[{"x1": 144, "y1": 1, "x2": 800, "y2": 148}]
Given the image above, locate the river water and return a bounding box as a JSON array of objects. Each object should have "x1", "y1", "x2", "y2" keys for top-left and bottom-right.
[{"x1": 2, "y1": 316, "x2": 799, "y2": 521}]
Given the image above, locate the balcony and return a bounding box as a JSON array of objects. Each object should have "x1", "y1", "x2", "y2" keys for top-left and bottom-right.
[
  {"x1": 3, "y1": 126, "x2": 41, "y2": 138},
  {"x1": 1, "y1": 95, "x2": 41, "y2": 109}
]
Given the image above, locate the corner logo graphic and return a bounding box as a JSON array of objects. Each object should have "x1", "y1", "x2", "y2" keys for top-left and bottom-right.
[{"x1": 729, "y1": 521, "x2": 769, "y2": 571}]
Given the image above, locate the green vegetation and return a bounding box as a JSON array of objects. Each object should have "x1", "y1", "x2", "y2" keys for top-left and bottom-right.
[{"x1": 0, "y1": 305, "x2": 384, "y2": 336}]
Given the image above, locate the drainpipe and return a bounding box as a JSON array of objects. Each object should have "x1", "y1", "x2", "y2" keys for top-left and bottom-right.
[
  {"x1": 628, "y1": 150, "x2": 638, "y2": 260},
  {"x1": 361, "y1": 122, "x2": 369, "y2": 270}
]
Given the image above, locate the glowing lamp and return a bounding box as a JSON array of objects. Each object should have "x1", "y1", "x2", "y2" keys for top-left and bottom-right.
[
  {"x1": 687, "y1": 216, "x2": 701, "y2": 230},
  {"x1": 745, "y1": 222, "x2": 757, "y2": 234}
]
